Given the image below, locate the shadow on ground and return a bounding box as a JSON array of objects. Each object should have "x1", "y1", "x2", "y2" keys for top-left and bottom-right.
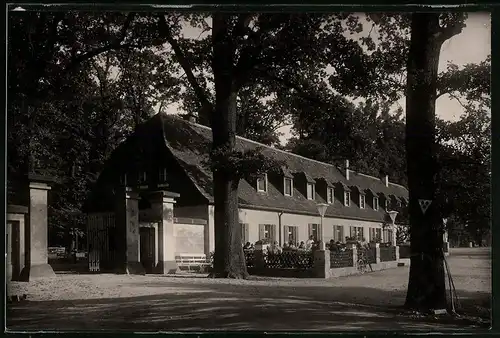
[{"x1": 6, "y1": 280, "x2": 490, "y2": 332}]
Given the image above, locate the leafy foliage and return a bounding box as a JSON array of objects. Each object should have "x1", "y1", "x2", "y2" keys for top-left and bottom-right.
[
  {"x1": 8, "y1": 11, "x2": 490, "y2": 252},
  {"x1": 208, "y1": 147, "x2": 285, "y2": 181},
  {"x1": 436, "y1": 107, "x2": 491, "y2": 244}
]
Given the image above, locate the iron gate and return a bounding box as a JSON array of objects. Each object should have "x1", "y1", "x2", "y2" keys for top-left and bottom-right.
[{"x1": 87, "y1": 213, "x2": 116, "y2": 272}]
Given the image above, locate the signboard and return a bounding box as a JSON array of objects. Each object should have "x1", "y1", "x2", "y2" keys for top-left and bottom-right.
[{"x1": 418, "y1": 199, "x2": 432, "y2": 215}]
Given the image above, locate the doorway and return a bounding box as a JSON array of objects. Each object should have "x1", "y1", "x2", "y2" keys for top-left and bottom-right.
[
  {"x1": 7, "y1": 221, "x2": 21, "y2": 281},
  {"x1": 140, "y1": 227, "x2": 155, "y2": 273}
]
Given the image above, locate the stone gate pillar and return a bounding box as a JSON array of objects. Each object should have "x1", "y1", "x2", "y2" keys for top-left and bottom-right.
[
  {"x1": 150, "y1": 190, "x2": 180, "y2": 274},
  {"x1": 19, "y1": 179, "x2": 56, "y2": 281},
  {"x1": 115, "y1": 187, "x2": 144, "y2": 275}
]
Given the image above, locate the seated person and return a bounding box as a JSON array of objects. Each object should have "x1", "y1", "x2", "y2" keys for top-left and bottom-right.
[{"x1": 306, "y1": 235, "x2": 315, "y2": 250}]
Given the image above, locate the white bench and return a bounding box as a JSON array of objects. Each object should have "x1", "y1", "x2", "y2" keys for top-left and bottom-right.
[{"x1": 175, "y1": 254, "x2": 211, "y2": 272}]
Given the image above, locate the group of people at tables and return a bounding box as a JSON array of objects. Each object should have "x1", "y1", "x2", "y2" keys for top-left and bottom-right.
[{"x1": 243, "y1": 237, "x2": 371, "y2": 255}]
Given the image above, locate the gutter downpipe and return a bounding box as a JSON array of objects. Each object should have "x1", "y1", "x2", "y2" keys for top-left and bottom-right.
[{"x1": 278, "y1": 211, "x2": 284, "y2": 246}]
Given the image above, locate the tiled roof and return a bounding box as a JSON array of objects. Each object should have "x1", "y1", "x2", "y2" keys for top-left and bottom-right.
[{"x1": 158, "y1": 114, "x2": 408, "y2": 222}]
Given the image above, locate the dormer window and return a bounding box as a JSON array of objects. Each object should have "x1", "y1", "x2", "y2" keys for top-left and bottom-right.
[
  {"x1": 307, "y1": 183, "x2": 315, "y2": 200},
  {"x1": 257, "y1": 174, "x2": 268, "y2": 193},
  {"x1": 344, "y1": 191, "x2": 351, "y2": 207},
  {"x1": 359, "y1": 194, "x2": 366, "y2": 209},
  {"x1": 373, "y1": 197, "x2": 379, "y2": 211},
  {"x1": 385, "y1": 199, "x2": 389, "y2": 211},
  {"x1": 284, "y1": 177, "x2": 293, "y2": 196},
  {"x1": 327, "y1": 187, "x2": 334, "y2": 204}
]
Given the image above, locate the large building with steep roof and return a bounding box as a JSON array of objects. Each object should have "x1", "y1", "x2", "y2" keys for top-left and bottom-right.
[{"x1": 85, "y1": 113, "x2": 408, "y2": 264}]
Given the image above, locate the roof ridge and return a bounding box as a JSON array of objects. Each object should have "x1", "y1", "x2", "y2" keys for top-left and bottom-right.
[
  {"x1": 178, "y1": 116, "x2": 346, "y2": 173},
  {"x1": 168, "y1": 115, "x2": 407, "y2": 191},
  {"x1": 357, "y1": 172, "x2": 384, "y2": 181},
  {"x1": 388, "y1": 182, "x2": 407, "y2": 189},
  {"x1": 349, "y1": 169, "x2": 407, "y2": 190}
]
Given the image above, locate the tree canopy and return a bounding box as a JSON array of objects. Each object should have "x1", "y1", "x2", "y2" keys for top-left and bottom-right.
[{"x1": 7, "y1": 10, "x2": 490, "y2": 263}]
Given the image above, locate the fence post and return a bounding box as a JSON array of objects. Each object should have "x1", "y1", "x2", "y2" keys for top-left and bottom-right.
[
  {"x1": 395, "y1": 245, "x2": 400, "y2": 261},
  {"x1": 313, "y1": 249, "x2": 330, "y2": 278},
  {"x1": 375, "y1": 243, "x2": 381, "y2": 264},
  {"x1": 351, "y1": 244, "x2": 358, "y2": 267}
]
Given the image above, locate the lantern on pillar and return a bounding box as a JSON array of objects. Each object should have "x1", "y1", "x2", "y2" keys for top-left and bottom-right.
[{"x1": 316, "y1": 203, "x2": 329, "y2": 250}]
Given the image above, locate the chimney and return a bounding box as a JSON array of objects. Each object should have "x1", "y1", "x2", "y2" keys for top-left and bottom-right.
[
  {"x1": 385, "y1": 175, "x2": 389, "y2": 187},
  {"x1": 345, "y1": 160, "x2": 350, "y2": 180}
]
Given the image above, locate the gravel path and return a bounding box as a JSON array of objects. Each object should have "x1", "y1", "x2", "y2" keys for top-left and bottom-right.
[{"x1": 6, "y1": 247, "x2": 490, "y2": 331}]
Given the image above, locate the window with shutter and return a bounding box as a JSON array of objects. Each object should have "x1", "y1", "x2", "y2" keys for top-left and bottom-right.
[
  {"x1": 358, "y1": 227, "x2": 364, "y2": 241},
  {"x1": 264, "y1": 224, "x2": 271, "y2": 239},
  {"x1": 308, "y1": 224, "x2": 319, "y2": 241},
  {"x1": 333, "y1": 225, "x2": 343, "y2": 242},
  {"x1": 369, "y1": 228, "x2": 376, "y2": 242},
  {"x1": 291, "y1": 226, "x2": 298, "y2": 244},
  {"x1": 270, "y1": 224, "x2": 277, "y2": 242},
  {"x1": 285, "y1": 226, "x2": 298, "y2": 244},
  {"x1": 382, "y1": 228, "x2": 389, "y2": 242},
  {"x1": 240, "y1": 223, "x2": 249, "y2": 244},
  {"x1": 259, "y1": 224, "x2": 265, "y2": 240},
  {"x1": 259, "y1": 224, "x2": 276, "y2": 241}
]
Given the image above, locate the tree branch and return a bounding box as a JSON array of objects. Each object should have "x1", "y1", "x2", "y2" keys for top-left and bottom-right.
[
  {"x1": 233, "y1": 13, "x2": 254, "y2": 38},
  {"x1": 446, "y1": 92, "x2": 471, "y2": 112},
  {"x1": 158, "y1": 14, "x2": 213, "y2": 112},
  {"x1": 66, "y1": 12, "x2": 136, "y2": 72},
  {"x1": 233, "y1": 16, "x2": 293, "y2": 92},
  {"x1": 254, "y1": 66, "x2": 330, "y2": 108},
  {"x1": 436, "y1": 20, "x2": 466, "y2": 44}
]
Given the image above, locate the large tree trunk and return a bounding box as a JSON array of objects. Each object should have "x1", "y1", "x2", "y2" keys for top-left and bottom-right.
[
  {"x1": 404, "y1": 13, "x2": 447, "y2": 311},
  {"x1": 210, "y1": 13, "x2": 248, "y2": 279}
]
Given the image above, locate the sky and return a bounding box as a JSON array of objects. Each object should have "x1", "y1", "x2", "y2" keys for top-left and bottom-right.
[
  {"x1": 416, "y1": 12, "x2": 490, "y2": 120},
  {"x1": 164, "y1": 13, "x2": 491, "y2": 145}
]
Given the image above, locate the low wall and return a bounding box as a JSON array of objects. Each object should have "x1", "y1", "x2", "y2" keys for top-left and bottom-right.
[
  {"x1": 244, "y1": 245, "x2": 401, "y2": 279},
  {"x1": 399, "y1": 245, "x2": 411, "y2": 259}
]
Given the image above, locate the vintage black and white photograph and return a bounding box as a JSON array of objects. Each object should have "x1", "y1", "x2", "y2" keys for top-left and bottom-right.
[{"x1": 6, "y1": 6, "x2": 491, "y2": 332}]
